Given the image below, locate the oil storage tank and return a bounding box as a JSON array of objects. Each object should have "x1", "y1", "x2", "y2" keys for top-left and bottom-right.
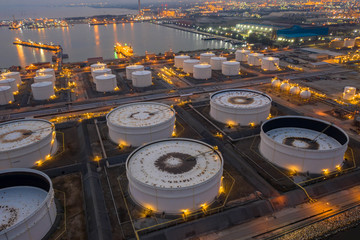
[
  {"x1": 235, "y1": 49, "x2": 251, "y2": 62},
  {"x1": 344, "y1": 38, "x2": 355, "y2": 48},
  {"x1": 193, "y1": 64, "x2": 212, "y2": 79},
  {"x1": 343, "y1": 86, "x2": 356, "y2": 101},
  {"x1": 210, "y1": 57, "x2": 227, "y2": 70},
  {"x1": 36, "y1": 68, "x2": 55, "y2": 78},
  {"x1": 126, "y1": 65, "x2": 144, "y2": 80},
  {"x1": 34, "y1": 74, "x2": 55, "y2": 88},
  {"x1": 90, "y1": 63, "x2": 106, "y2": 73},
  {"x1": 0, "y1": 119, "x2": 57, "y2": 169},
  {"x1": 0, "y1": 78, "x2": 18, "y2": 93},
  {"x1": 132, "y1": 71, "x2": 152, "y2": 87},
  {"x1": 92, "y1": 68, "x2": 112, "y2": 83},
  {"x1": 210, "y1": 89, "x2": 272, "y2": 126},
  {"x1": 174, "y1": 55, "x2": 190, "y2": 69},
  {"x1": 126, "y1": 138, "x2": 223, "y2": 214},
  {"x1": 0, "y1": 168, "x2": 57, "y2": 240},
  {"x1": 0, "y1": 86, "x2": 14, "y2": 105},
  {"x1": 200, "y1": 52, "x2": 215, "y2": 64},
  {"x1": 261, "y1": 57, "x2": 280, "y2": 71},
  {"x1": 1, "y1": 72, "x2": 21, "y2": 85},
  {"x1": 183, "y1": 59, "x2": 200, "y2": 74},
  {"x1": 222, "y1": 61, "x2": 240, "y2": 76},
  {"x1": 248, "y1": 53, "x2": 264, "y2": 66},
  {"x1": 95, "y1": 74, "x2": 117, "y2": 92},
  {"x1": 259, "y1": 116, "x2": 349, "y2": 174},
  {"x1": 107, "y1": 102, "x2": 175, "y2": 147},
  {"x1": 32, "y1": 82, "x2": 54, "y2": 100}
]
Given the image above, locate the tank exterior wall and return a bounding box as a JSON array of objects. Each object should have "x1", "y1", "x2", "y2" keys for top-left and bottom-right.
[
  {"x1": 126, "y1": 66, "x2": 144, "y2": 80},
  {"x1": 193, "y1": 66, "x2": 212, "y2": 79}
]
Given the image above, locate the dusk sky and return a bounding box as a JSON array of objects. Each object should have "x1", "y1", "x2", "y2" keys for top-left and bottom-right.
[{"x1": 2, "y1": 0, "x2": 194, "y2": 5}]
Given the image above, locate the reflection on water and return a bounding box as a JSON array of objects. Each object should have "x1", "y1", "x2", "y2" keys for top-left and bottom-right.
[{"x1": 0, "y1": 22, "x2": 233, "y2": 68}]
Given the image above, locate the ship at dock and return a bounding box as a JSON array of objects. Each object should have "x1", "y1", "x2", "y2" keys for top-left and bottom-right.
[
  {"x1": 89, "y1": 19, "x2": 107, "y2": 26},
  {"x1": 114, "y1": 43, "x2": 134, "y2": 58}
]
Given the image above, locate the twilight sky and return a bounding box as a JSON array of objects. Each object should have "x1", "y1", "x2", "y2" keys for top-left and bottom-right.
[{"x1": 1, "y1": 0, "x2": 193, "y2": 5}]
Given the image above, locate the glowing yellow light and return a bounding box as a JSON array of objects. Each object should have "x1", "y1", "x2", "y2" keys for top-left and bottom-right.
[
  {"x1": 13, "y1": 91, "x2": 19, "y2": 95},
  {"x1": 213, "y1": 146, "x2": 218, "y2": 151},
  {"x1": 214, "y1": 132, "x2": 223, "y2": 138},
  {"x1": 8, "y1": 101, "x2": 12, "y2": 104},
  {"x1": 227, "y1": 121, "x2": 236, "y2": 128},
  {"x1": 219, "y1": 186, "x2": 225, "y2": 194},
  {"x1": 322, "y1": 169, "x2": 329, "y2": 175},
  {"x1": 114, "y1": 86, "x2": 120, "y2": 91},
  {"x1": 45, "y1": 154, "x2": 51, "y2": 160},
  {"x1": 200, "y1": 203, "x2": 208, "y2": 210},
  {"x1": 249, "y1": 122, "x2": 255, "y2": 128},
  {"x1": 94, "y1": 156, "x2": 101, "y2": 162},
  {"x1": 172, "y1": 130, "x2": 177, "y2": 137},
  {"x1": 336, "y1": 165, "x2": 341, "y2": 171},
  {"x1": 35, "y1": 160, "x2": 43, "y2": 166},
  {"x1": 50, "y1": 95, "x2": 56, "y2": 100}
]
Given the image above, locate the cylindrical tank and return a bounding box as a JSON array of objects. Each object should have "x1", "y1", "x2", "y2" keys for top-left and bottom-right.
[
  {"x1": 260, "y1": 116, "x2": 349, "y2": 174},
  {"x1": 126, "y1": 65, "x2": 144, "y2": 80},
  {"x1": 200, "y1": 52, "x2": 215, "y2": 64},
  {"x1": 344, "y1": 38, "x2": 355, "y2": 48},
  {"x1": 107, "y1": 102, "x2": 175, "y2": 147},
  {"x1": 210, "y1": 89, "x2": 272, "y2": 126},
  {"x1": 36, "y1": 68, "x2": 55, "y2": 77},
  {"x1": 330, "y1": 39, "x2": 344, "y2": 49},
  {"x1": 1, "y1": 72, "x2": 21, "y2": 85},
  {"x1": 0, "y1": 86, "x2": 14, "y2": 105},
  {"x1": 300, "y1": 90, "x2": 311, "y2": 99},
  {"x1": 343, "y1": 86, "x2": 356, "y2": 100},
  {"x1": 0, "y1": 168, "x2": 57, "y2": 240},
  {"x1": 222, "y1": 61, "x2": 240, "y2": 76},
  {"x1": 92, "y1": 68, "x2": 112, "y2": 83},
  {"x1": 271, "y1": 79, "x2": 281, "y2": 88},
  {"x1": 132, "y1": 71, "x2": 152, "y2": 87},
  {"x1": 248, "y1": 53, "x2": 264, "y2": 66},
  {"x1": 34, "y1": 74, "x2": 55, "y2": 88},
  {"x1": 235, "y1": 49, "x2": 251, "y2": 62},
  {"x1": 0, "y1": 78, "x2": 18, "y2": 93},
  {"x1": 31, "y1": 82, "x2": 55, "y2": 100},
  {"x1": 280, "y1": 82, "x2": 290, "y2": 92},
  {"x1": 0, "y1": 119, "x2": 57, "y2": 169},
  {"x1": 261, "y1": 57, "x2": 280, "y2": 71},
  {"x1": 126, "y1": 138, "x2": 223, "y2": 214},
  {"x1": 174, "y1": 55, "x2": 190, "y2": 68},
  {"x1": 183, "y1": 59, "x2": 200, "y2": 74},
  {"x1": 95, "y1": 74, "x2": 117, "y2": 92},
  {"x1": 290, "y1": 86, "x2": 301, "y2": 95},
  {"x1": 193, "y1": 64, "x2": 212, "y2": 79},
  {"x1": 90, "y1": 63, "x2": 106, "y2": 73},
  {"x1": 210, "y1": 57, "x2": 227, "y2": 70}
]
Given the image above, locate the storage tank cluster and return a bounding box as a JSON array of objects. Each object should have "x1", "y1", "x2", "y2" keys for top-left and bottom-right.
[
  {"x1": 1, "y1": 72, "x2": 22, "y2": 85},
  {"x1": 235, "y1": 49, "x2": 251, "y2": 62},
  {"x1": 260, "y1": 116, "x2": 349, "y2": 174},
  {"x1": 126, "y1": 138, "x2": 223, "y2": 214},
  {"x1": 92, "y1": 68, "x2": 112, "y2": 82},
  {"x1": 107, "y1": 102, "x2": 175, "y2": 147},
  {"x1": 0, "y1": 77, "x2": 18, "y2": 94},
  {"x1": 343, "y1": 86, "x2": 356, "y2": 101},
  {"x1": 210, "y1": 89, "x2": 272, "y2": 126},
  {"x1": 222, "y1": 61, "x2": 240, "y2": 76},
  {"x1": 200, "y1": 52, "x2": 215, "y2": 64},
  {"x1": 174, "y1": 55, "x2": 190, "y2": 69},
  {"x1": 34, "y1": 74, "x2": 55, "y2": 88},
  {"x1": 261, "y1": 57, "x2": 280, "y2": 71},
  {"x1": 183, "y1": 59, "x2": 200, "y2": 74},
  {"x1": 271, "y1": 78, "x2": 312, "y2": 99},
  {"x1": 193, "y1": 64, "x2": 212, "y2": 79},
  {"x1": 330, "y1": 38, "x2": 355, "y2": 49},
  {"x1": 248, "y1": 53, "x2": 264, "y2": 66},
  {"x1": 0, "y1": 168, "x2": 57, "y2": 240},
  {"x1": 95, "y1": 74, "x2": 117, "y2": 92}
]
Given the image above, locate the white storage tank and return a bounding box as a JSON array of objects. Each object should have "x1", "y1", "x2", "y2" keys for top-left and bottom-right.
[
  {"x1": 31, "y1": 82, "x2": 55, "y2": 100},
  {"x1": 200, "y1": 52, "x2": 215, "y2": 64},
  {"x1": 193, "y1": 64, "x2": 212, "y2": 79},
  {"x1": 183, "y1": 59, "x2": 200, "y2": 74},
  {"x1": 132, "y1": 71, "x2": 152, "y2": 87},
  {"x1": 260, "y1": 116, "x2": 349, "y2": 174},
  {"x1": 280, "y1": 82, "x2": 290, "y2": 92},
  {"x1": 300, "y1": 90, "x2": 311, "y2": 99},
  {"x1": 290, "y1": 86, "x2": 301, "y2": 95},
  {"x1": 174, "y1": 55, "x2": 190, "y2": 69},
  {"x1": 90, "y1": 62, "x2": 106, "y2": 73},
  {"x1": 0, "y1": 119, "x2": 57, "y2": 169},
  {"x1": 0, "y1": 86, "x2": 14, "y2": 105},
  {"x1": 107, "y1": 102, "x2": 175, "y2": 147},
  {"x1": 126, "y1": 65, "x2": 144, "y2": 80},
  {"x1": 330, "y1": 39, "x2": 344, "y2": 49},
  {"x1": 261, "y1": 57, "x2": 280, "y2": 71},
  {"x1": 0, "y1": 168, "x2": 57, "y2": 240},
  {"x1": 210, "y1": 89, "x2": 272, "y2": 126},
  {"x1": 343, "y1": 86, "x2": 356, "y2": 101},
  {"x1": 271, "y1": 79, "x2": 281, "y2": 88},
  {"x1": 222, "y1": 61, "x2": 240, "y2": 76},
  {"x1": 92, "y1": 68, "x2": 112, "y2": 83},
  {"x1": 235, "y1": 49, "x2": 251, "y2": 62},
  {"x1": 36, "y1": 68, "x2": 55, "y2": 77},
  {"x1": 95, "y1": 74, "x2": 117, "y2": 92},
  {"x1": 0, "y1": 78, "x2": 18, "y2": 93},
  {"x1": 344, "y1": 38, "x2": 355, "y2": 48},
  {"x1": 248, "y1": 53, "x2": 264, "y2": 66},
  {"x1": 2, "y1": 72, "x2": 21, "y2": 85},
  {"x1": 210, "y1": 57, "x2": 227, "y2": 70},
  {"x1": 34, "y1": 74, "x2": 55, "y2": 88},
  {"x1": 126, "y1": 138, "x2": 223, "y2": 214}
]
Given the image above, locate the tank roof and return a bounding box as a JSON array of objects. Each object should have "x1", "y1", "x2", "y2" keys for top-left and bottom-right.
[
  {"x1": 175, "y1": 55, "x2": 190, "y2": 58},
  {"x1": 132, "y1": 70, "x2": 151, "y2": 76},
  {"x1": 0, "y1": 86, "x2": 11, "y2": 91},
  {"x1": 34, "y1": 74, "x2": 52, "y2": 80},
  {"x1": 223, "y1": 61, "x2": 240, "y2": 65},
  {"x1": 183, "y1": 59, "x2": 200, "y2": 63},
  {"x1": 0, "y1": 79, "x2": 15, "y2": 84},
  {"x1": 32, "y1": 81, "x2": 52, "y2": 87},
  {"x1": 95, "y1": 74, "x2": 116, "y2": 80},
  {"x1": 211, "y1": 57, "x2": 227, "y2": 60},
  {"x1": 200, "y1": 52, "x2": 215, "y2": 56},
  {"x1": 2, "y1": 72, "x2": 19, "y2": 77},
  {"x1": 0, "y1": 119, "x2": 53, "y2": 152},
  {"x1": 211, "y1": 89, "x2": 271, "y2": 109},
  {"x1": 92, "y1": 68, "x2": 111, "y2": 73},
  {"x1": 107, "y1": 102, "x2": 174, "y2": 128},
  {"x1": 36, "y1": 68, "x2": 54, "y2": 73},
  {"x1": 126, "y1": 65, "x2": 144, "y2": 69},
  {"x1": 194, "y1": 64, "x2": 211, "y2": 68},
  {"x1": 127, "y1": 139, "x2": 222, "y2": 188}
]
